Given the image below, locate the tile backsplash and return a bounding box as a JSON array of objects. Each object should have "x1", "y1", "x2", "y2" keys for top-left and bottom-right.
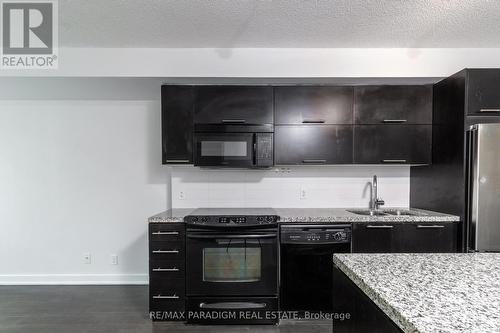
[{"x1": 170, "y1": 166, "x2": 410, "y2": 208}]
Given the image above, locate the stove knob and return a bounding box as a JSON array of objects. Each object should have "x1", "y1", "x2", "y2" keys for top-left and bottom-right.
[
  {"x1": 201, "y1": 217, "x2": 208, "y2": 223},
  {"x1": 257, "y1": 216, "x2": 264, "y2": 223},
  {"x1": 333, "y1": 232, "x2": 343, "y2": 241},
  {"x1": 266, "y1": 216, "x2": 274, "y2": 223},
  {"x1": 191, "y1": 217, "x2": 199, "y2": 223}
]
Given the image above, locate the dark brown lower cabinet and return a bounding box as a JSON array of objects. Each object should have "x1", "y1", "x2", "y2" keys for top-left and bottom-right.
[
  {"x1": 353, "y1": 125, "x2": 432, "y2": 164},
  {"x1": 275, "y1": 125, "x2": 353, "y2": 165},
  {"x1": 149, "y1": 223, "x2": 186, "y2": 321},
  {"x1": 397, "y1": 223, "x2": 458, "y2": 253},
  {"x1": 352, "y1": 222, "x2": 458, "y2": 253},
  {"x1": 333, "y1": 265, "x2": 403, "y2": 333},
  {"x1": 351, "y1": 224, "x2": 398, "y2": 253}
]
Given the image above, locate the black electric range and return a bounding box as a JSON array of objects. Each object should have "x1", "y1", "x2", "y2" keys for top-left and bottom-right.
[{"x1": 184, "y1": 208, "x2": 279, "y2": 324}]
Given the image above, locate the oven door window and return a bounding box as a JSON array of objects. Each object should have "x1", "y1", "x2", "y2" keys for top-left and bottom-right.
[
  {"x1": 194, "y1": 133, "x2": 254, "y2": 166},
  {"x1": 186, "y1": 234, "x2": 278, "y2": 296},
  {"x1": 203, "y1": 246, "x2": 261, "y2": 283}
]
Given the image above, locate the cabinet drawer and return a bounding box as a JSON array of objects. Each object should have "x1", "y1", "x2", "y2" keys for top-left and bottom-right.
[
  {"x1": 354, "y1": 85, "x2": 432, "y2": 124},
  {"x1": 150, "y1": 241, "x2": 184, "y2": 259},
  {"x1": 150, "y1": 259, "x2": 185, "y2": 278},
  {"x1": 194, "y1": 86, "x2": 273, "y2": 124},
  {"x1": 275, "y1": 125, "x2": 353, "y2": 165},
  {"x1": 275, "y1": 86, "x2": 353, "y2": 125},
  {"x1": 149, "y1": 224, "x2": 185, "y2": 242},
  {"x1": 150, "y1": 276, "x2": 185, "y2": 294},
  {"x1": 149, "y1": 298, "x2": 185, "y2": 319},
  {"x1": 353, "y1": 125, "x2": 431, "y2": 164},
  {"x1": 467, "y1": 70, "x2": 500, "y2": 116}
]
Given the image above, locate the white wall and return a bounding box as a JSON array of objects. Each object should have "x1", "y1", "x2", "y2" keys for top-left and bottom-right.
[
  {"x1": 3, "y1": 47, "x2": 500, "y2": 78},
  {"x1": 171, "y1": 166, "x2": 410, "y2": 209},
  {"x1": 0, "y1": 79, "x2": 167, "y2": 284}
]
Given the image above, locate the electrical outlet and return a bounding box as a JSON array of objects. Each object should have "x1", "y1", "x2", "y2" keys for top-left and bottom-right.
[
  {"x1": 111, "y1": 255, "x2": 118, "y2": 265},
  {"x1": 300, "y1": 187, "x2": 307, "y2": 200},
  {"x1": 83, "y1": 253, "x2": 91, "y2": 264},
  {"x1": 178, "y1": 191, "x2": 186, "y2": 200}
]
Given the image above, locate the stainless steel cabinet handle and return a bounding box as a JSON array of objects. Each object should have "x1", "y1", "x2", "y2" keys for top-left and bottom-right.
[
  {"x1": 166, "y1": 159, "x2": 190, "y2": 163},
  {"x1": 221, "y1": 119, "x2": 246, "y2": 123},
  {"x1": 302, "y1": 159, "x2": 327, "y2": 164},
  {"x1": 383, "y1": 119, "x2": 407, "y2": 123},
  {"x1": 479, "y1": 108, "x2": 500, "y2": 112},
  {"x1": 366, "y1": 225, "x2": 394, "y2": 229},
  {"x1": 153, "y1": 295, "x2": 179, "y2": 299},
  {"x1": 152, "y1": 267, "x2": 179, "y2": 272},
  {"x1": 382, "y1": 159, "x2": 407, "y2": 163},
  {"x1": 302, "y1": 119, "x2": 325, "y2": 124},
  {"x1": 152, "y1": 250, "x2": 179, "y2": 254},
  {"x1": 152, "y1": 231, "x2": 179, "y2": 235},
  {"x1": 416, "y1": 225, "x2": 445, "y2": 229}
]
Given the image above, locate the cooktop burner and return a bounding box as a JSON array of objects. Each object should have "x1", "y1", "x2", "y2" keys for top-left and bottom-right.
[{"x1": 184, "y1": 208, "x2": 279, "y2": 227}]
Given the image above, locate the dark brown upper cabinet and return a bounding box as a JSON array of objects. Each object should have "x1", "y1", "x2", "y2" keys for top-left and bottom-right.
[
  {"x1": 275, "y1": 125, "x2": 353, "y2": 165},
  {"x1": 354, "y1": 85, "x2": 432, "y2": 124},
  {"x1": 274, "y1": 86, "x2": 353, "y2": 124},
  {"x1": 466, "y1": 69, "x2": 500, "y2": 116},
  {"x1": 353, "y1": 125, "x2": 431, "y2": 164},
  {"x1": 161, "y1": 85, "x2": 194, "y2": 164},
  {"x1": 194, "y1": 86, "x2": 273, "y2": 125}
]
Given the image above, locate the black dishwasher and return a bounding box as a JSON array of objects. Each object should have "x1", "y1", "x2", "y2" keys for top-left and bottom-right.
[{"x1": 280, "y1": 224, "x2": 351, "y2": 315}]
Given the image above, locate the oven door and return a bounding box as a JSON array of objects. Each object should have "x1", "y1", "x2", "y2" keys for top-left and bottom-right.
[
  {"x1": 193, "y1": 133, "x2": 255, "y2": 167},
  {"x1": 186, "y1": 230, "x2": 278, "y2": 296}
]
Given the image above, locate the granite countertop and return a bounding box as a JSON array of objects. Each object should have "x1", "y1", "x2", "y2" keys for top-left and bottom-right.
[
  {"x1": 275, "y1": 208, "x2": 458, "y2": 223},
  {"x1": 147, "y1": 208, "x2": 459, "y2": 223},
  {"x1": 333, "y1": 253, "x2": 500, "y2": 333}
]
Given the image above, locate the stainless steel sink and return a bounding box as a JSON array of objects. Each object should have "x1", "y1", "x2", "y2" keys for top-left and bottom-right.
[
  {"x1": 383, "y1": 209, "x2": 426, "y2": 216},
  {"x1": 347, "y1": 209, "x2": 388, "y2": 216},
  {"x1": 347, "y1": 209, "x2": 427, "y2": 217}
]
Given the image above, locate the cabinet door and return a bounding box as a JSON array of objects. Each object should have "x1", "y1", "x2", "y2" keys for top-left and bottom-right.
[
  {"x1": 352, "y1": 223, "x2": 399, "y2": 253},
  {"x1": 162, "y1": 86, "x2": 194, "y2": 164},
  {"x1": 275, "y1": 86, "x2": 353, "y2": 124},
  {"x1": 194, "y1": 86, "x2": 273, "y2": 124},
  {"x1": 396, "y1": 223, "x2": 458, "y2": 253},
  {"x1": 353, "y1": 125, "x2": 431, "y2": 164},
  {"x1": 275, "y1": 125, "x2": 353, "y2": 165},
  {"x1": 354, "y1": 85, "x2": 432, "y2": 124},
  {"x1": 467, "y1": 69, "x2": 500, "y2": 115}
]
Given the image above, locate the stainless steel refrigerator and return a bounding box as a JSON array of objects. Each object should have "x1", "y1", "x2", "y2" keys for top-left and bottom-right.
[{"x1": 467, "y1": 124, "x2": 500, "y2": 252}]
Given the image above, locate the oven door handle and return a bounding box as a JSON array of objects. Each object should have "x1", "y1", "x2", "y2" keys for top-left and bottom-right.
[
  {"x1": 187, "y1": 234, "x2": 277, "y2": 239},
  {"x1": 199, "y1": 302, "x2": 267, "y2": 310}
]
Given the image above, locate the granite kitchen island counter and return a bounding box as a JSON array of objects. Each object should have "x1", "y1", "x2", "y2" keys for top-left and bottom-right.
[
  {"x1": 332, "y1": 253, "x2": 500, "y2": 333},
  {"x1": 148, "y1": 208, "x2": 458, "y2": 223}
]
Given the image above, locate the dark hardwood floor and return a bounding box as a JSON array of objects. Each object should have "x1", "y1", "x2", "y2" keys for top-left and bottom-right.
[{"x1": 0, "y1": 286, "x2": 332, "y2": 333}]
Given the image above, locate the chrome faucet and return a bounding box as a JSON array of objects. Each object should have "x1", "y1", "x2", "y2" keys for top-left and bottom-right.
[{"x1": 370, "y1": 175, "x2": 385, "y2": 211}]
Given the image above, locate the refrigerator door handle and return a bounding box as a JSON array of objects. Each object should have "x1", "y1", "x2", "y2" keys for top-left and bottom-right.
[{"x1": 466, "y1": 125, "x2": 479, "y2": 252}]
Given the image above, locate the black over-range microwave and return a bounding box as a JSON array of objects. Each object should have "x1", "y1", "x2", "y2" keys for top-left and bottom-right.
[{"x1": 193, "y1": 123, "x2": 274, "y2": 168}]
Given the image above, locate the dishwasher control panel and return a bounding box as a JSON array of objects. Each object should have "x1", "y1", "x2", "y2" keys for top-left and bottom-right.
[{"x1": 280, "y1": 225, "x2": 351, "y2": 244}]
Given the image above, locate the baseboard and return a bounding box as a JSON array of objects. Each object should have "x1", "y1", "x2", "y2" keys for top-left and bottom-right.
[{"x1": 0, "y1": 274, "x2": 149, "y2": 285}]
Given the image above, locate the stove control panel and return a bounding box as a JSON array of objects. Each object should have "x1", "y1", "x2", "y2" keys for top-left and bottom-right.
[
  {"x1": 185, "y1": 215, "x2": 279, "y2": 226},
  {"x1": 281, "y1": 225, "x2": 351, "y2": 244}
]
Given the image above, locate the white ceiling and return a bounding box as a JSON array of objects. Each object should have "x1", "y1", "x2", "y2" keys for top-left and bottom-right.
[{"x1": 59, "y1": 0, "x2": 500, "y2": 48}]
